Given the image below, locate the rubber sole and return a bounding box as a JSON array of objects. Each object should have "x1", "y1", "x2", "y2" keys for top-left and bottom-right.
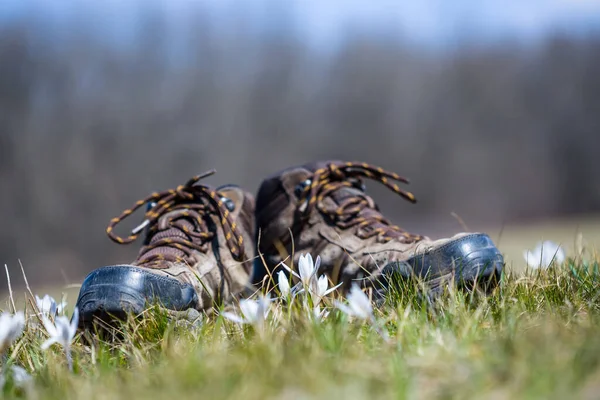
[{"x1": 75, "y1": 265, "x2": 199, "y2": 330}]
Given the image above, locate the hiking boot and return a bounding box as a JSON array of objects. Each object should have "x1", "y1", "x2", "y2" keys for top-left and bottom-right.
[
  {"x1": 75, "y1": 171, "x2": 256, "y2": 329},
  {"x1": 253, "y1": 161, "x2": 504, "y2": 298}
]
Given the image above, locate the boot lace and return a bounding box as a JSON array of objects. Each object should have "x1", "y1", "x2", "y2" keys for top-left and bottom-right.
[
  {"x1": 106, "y1": 170, "x2": 245, "y2": 268},
  {"x1": 296, "y1": 161, "x2": 423, "y2": 243}
]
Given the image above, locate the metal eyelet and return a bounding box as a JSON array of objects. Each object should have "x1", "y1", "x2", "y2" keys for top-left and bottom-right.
[
  {"x1": 146, "y1": 201, "x2": 157, "y2": 212},
  {"x1": 350, "y1": 179, "x2": 366, "y2": 192},
  {"x1": 221, "y1": 197, "x2": 236, "y2": 212},
  {"x1": 294, "y1": 179, "x2": 312, "y2": 197}
]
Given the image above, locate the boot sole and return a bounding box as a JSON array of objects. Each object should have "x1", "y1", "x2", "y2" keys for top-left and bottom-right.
[
  {"x1": 75, "y1": 265, "x2": 199, "y2": 330},
  {"x1": 381, "y1": 233, "x2": 504, "y2": 294}
]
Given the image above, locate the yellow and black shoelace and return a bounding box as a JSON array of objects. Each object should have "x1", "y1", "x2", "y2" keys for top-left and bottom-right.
[
  {"x1": 298, "y1": 161, "x2": 423, "y2": 243},
  {"x1": 106, "y1": 170, "x2": 245, "y2": 267}
]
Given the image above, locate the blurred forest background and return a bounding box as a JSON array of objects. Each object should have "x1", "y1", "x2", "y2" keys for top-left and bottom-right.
[{"x1": 1, "y1": 2, "x2": 600, "y2": 288}]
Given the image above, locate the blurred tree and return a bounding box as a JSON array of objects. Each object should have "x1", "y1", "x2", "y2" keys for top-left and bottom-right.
[{"x1": 0, "y1": 7, "x2": 599, "y2": 286}]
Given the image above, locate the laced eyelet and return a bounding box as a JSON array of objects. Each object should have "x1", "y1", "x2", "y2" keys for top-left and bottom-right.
[
  {"x1": 294, "y1": 179, "x2": 312, "y2": 197},
  {"x1": 146, "y1": 201, "x2": 157, "y2": 212},
  {"x1": 350, "y1": 179, "x2": 366, "y2": 192},
  {"x1": 107, "y1": 172, "x2": 245, "y2": 263},
  {"x1": 221, "y1": 197, "x2": 236, "y2": 212},
  {"x1": 298, "y1": 163, "x2": 420, "y2": 243}
]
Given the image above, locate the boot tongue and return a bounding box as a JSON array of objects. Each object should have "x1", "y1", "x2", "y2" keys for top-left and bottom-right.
[
  {"x1": 324, "y1": 182, "x2": 400, "y2": 236},
  {"x1": 301, "y1": 160, "x2": 376, "y2": 208},
  {"x1": 135, "y1": 216, "x2": 197, "y2": 265},
  {"x1": 327, "y1": 182, "x2": 376, "y2": 209}
]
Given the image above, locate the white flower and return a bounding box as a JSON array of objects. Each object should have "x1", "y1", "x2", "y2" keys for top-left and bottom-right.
[
  {"x1": 298, "y1": 253, "x2": 320, "y2": 287},
  {"x1": 277, "y1": 253, "x2": 323, "y2": 292},
  {"x1": 0, "y1": 365, "x2": 32, "y2": 390},
  {"x1": 41, "y1": 307, "x2": 78, "y2": 371},
  {"x1": 222, "y1": 294, "x2": 272, "y2": 327},
  {"x1": 41, "y1": 307, "x2": 78, "y2": 351},
  {"x1": 312, "y1": 305, "x2": 329, "y2": 322},
  {"x1": 277, "y1": 271, "x2": 291, "y2": 298},
  {"x1": 334, "y1": 285, "x2": 375, "y2": 321},
  {"x1": 0, "y1": 311, "x2": 25, "y2": 355},
  {"x1": 277, "y1": 253, "x2": 342, "y2": 305},
  {"x1": 35, "y1": 294, "x2": 67, "y2": 317},
  {"x1": 523, "y1": 241, "x2": 566, "y2": 270},
  {"x1": 334, "y1": 285, "x2": 390, "y2": 342},
  {"x1": 309, "y1": 274, "x2": 342, "y2": 305}
]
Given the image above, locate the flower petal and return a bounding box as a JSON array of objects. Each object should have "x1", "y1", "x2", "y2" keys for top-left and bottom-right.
[
  {"x1": 36, "y1": 294, "x2": 59, "y2": 316},
  {"x1": 313, "y1": 305, "x2": 329, "y2": 321},
  {"x1": 347, "y1": 286, "x2": 373, "y2": 320},
  {"x1": 221, "y1": 312, "x2": 246, "y2": 324},
  {"x1": 541, "y1": 241, "x2": 565, "y2": 267},
  {"x1": 41, "y1": 337, "x2": 58, "y2": 350},
  {"x1": 254, "y1": 294, "x2": 271, "y2": 322},
  {"x1": 308, "y1": 276, "x2": 320, "y2": 298},
  {"x1": 35, "y1": 295, "x2": 43, "y2": 309},
  {"x1": 314, "y1": 255, "x2": 321, "y2": 273},
  {"x1": 298, "y1": 254, "x2": 314, "y2": 284},
  {"x1": 9, "y1": 365, "x2": 32, "y2": 386},
  {"x1": 69, "y1": 307, "x2": 79, "y2": 340},
  {"x1": 554, "y1": 247, "x2": 566, "y2": 264},
  {"x1": 277, "y1": 271, "x2": 291, "y2": 298},
  {"x1": 8, "y1": 311, "x2": 25, "y2": 342},
  {"x1": 277, "y1": 261, "x2": 300, "y2": 279},
  {"x1": 333, "y1": 300, "x2": 356, "y2": 317},
  {"x1": 524, "y1": 249, "x2": 541, "y2": 269},
  {"x1": 239, "y1": 300, "x2": 260, "y2": 323},
  {"x1": 40, "y1": 314, "x2": 58, "y2": 338},
  {"x1": 54, "y1": 316, "x2": 72, "y2": 344},
  {"x1": 317, "y1": 275, "x2": 328, "y2": 296},
  {"x1": 323, "y1": 281, "x2": 343, "y2": 296}
]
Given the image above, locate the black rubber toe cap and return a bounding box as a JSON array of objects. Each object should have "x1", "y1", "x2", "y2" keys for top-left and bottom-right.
[
  {"x1": 75, "y1": 265, "x2": 199, "y2": 328},
  {"x1": 383, "y1": 233, "x2": 504, "y2": 288}
]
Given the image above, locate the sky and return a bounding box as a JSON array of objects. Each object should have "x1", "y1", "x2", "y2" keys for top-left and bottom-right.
[{"x1": 1, "y1": 0, "x2": 599, "y2": 50}]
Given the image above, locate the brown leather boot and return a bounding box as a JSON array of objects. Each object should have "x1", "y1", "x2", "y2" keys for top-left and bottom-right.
[
  {"x1": 75, "y1": 171, "x2": 255, "y2": 328},
  {"x1": 253, "y1": 161, "x2": 503, "y2": 298}
]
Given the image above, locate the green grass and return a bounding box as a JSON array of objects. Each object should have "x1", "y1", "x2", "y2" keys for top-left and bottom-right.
[{"x1": 2, "y1": 250, "x2": 600, "y2": 400}]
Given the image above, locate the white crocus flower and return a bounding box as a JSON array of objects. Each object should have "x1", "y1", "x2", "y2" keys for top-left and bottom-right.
[
  {"x1": 298, "y1": 253, "x2": 320, "y2": 288},
  {"x1": 312, "y1": 305, "x2": 329, "y2": 322},
  {"x1": 0, "y1": 311, "x2": 25, "y2": 356},
  {"x1": 0, "y1": 365, "x2": 32, "y2": 390},
  {"x1": 334, "y1": 285, "x2": 390, "y2": 342},
  {"x1": 277, "y1": 270, "x2": 291, "y2": 298},
  {"x1": 41, "y1": 307, "x2": 78, "y2": 371},
  {"x1": 277, "y1": 253, "x2": 320, "y2": 288},
  {"x1": 334, "y1": 285, "x2": 375, "y2": 322},
  {"x1": 523, "y1": 241, "x2": 566, "y2": 270},
  {"x1": 35, "y1": 294, "x2": 67, "y2": 317},
  {"x1": 222, "y1": 294, "x2": 272, "y2": 329},
  {"x1": 309, "y1": 275, "x2": 342, "y2": 305},
  {"x1": 277, "y1": 253, "x2": 342, "y2": 306}
]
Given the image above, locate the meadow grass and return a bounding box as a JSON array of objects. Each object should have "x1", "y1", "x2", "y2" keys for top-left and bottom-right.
[{"x1": 2, "y1": 249, "x2": 600, "y2": 400}]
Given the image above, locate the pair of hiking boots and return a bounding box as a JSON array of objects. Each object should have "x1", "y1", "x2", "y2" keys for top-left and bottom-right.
[{"x1": 75, "y1": 161, "x2": 504, "y2": 328}]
